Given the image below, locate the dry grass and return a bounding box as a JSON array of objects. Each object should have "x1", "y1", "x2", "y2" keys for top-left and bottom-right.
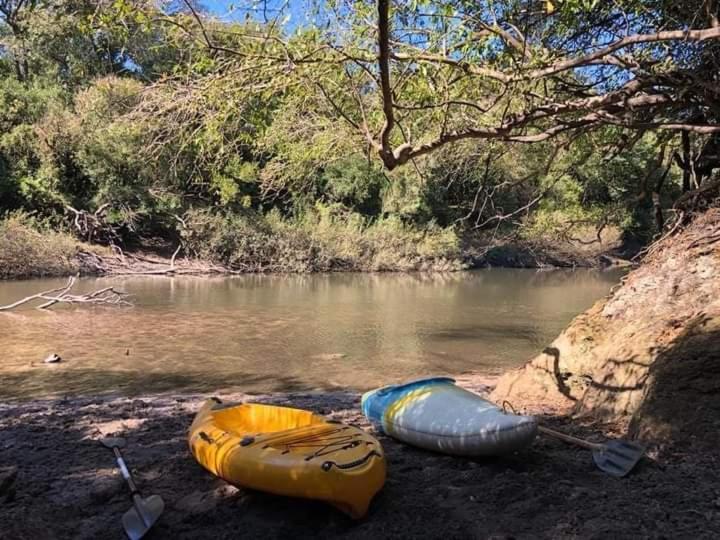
[
  {"x1": 181, "y1": 208, "x2": 466, "y2": 273},
  {"x1": 0, "y1": 213, "x2": 80, "y2": 279}
]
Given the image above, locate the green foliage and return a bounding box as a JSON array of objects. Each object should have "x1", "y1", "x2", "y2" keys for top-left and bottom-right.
[
  {"x1": 318, "y1": 158, "x2": 386, "y2": 217},
  {"x1": 0, "y1": 77, "x2": 66, "y2": 209},
  {"x1": 0, "y1": 0, "x2": 699, "y2": 274},
  {"x1": 71, "y1": 77, "x2": 148, "y2": 205},
  {"x1": 524, "y1": 132, "x2": 681, "y2": 242}
]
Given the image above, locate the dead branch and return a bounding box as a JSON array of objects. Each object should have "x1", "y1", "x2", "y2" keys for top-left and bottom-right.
[
  {"x1": 170, "y1": 244, "x2": 181, "y2": 269},
  {"x1": 76, "y1": 248, "x2": 236, "y2": 276},
  {"x1": 0, "y1": 277, "x2": 131, "y2": 312},
  {"x1": 65, "y1": 204, "x2": 121, "y2": 245}
]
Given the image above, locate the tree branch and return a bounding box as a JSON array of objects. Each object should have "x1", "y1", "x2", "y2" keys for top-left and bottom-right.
[{"x1": 377, "y1": 0, "x2": 396, "y2": 166}]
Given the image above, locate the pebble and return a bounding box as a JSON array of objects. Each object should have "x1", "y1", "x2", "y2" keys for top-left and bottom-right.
[
  {"x1": 44, "y1": 354, "x2": 62, "y2": 364},
  {"x1": 214, "y1": 484, "x2": 241, "y2": 498},
  {"x1": 131, "y1": 399, "x2": 149, "y2": 409}
]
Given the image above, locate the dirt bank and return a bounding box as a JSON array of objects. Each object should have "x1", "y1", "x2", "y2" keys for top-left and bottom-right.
[
  {"x1": 463, "y1": 224, "x2": 635, "y2": 270},
  {"x1": 492, "y1": 209, "x2": 720, "y2": 456},
  {"x1": 469, "y1": 237, "x2": 633, "y2": 269},
  {"x1": 1, "y1": 378, "x2": 719, "y2": 539},
  {"x1": 73, "y1": 241, "x2": 630, "y2": 277}
]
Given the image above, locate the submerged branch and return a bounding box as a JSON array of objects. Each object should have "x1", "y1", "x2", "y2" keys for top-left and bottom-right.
[{"x1": 0, "y1": 277, "x2": 131, "y2": 312}]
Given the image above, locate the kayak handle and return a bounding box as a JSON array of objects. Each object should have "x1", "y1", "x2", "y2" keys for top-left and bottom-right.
[
  {"x1": 198, "y1": 431, "x2": 214, "y2": 444},
  {"x1": 321, "y1": 450, "x2": 383, "y2": 471}
]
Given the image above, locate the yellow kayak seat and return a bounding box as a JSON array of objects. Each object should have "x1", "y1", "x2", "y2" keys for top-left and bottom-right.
[{"x1": 188, "y1": 398, "x2": 386, "y2": 518}]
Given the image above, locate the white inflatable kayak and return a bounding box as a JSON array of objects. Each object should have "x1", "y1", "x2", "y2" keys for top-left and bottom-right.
[{"x1": 361, "y1": 377, "x2": 537, "y2": 456}]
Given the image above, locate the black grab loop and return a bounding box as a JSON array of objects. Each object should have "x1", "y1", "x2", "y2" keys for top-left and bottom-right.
[
  {"x1": 320, "y1": 450, "x2": 382, "y2": 472},
  {"x1": 240, "y1": 436, "x2": 255, "y2": 447}
]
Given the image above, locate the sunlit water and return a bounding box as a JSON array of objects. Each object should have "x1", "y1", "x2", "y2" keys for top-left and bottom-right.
[{"x1": 0, "y1": 270, "x2": 622, "y2": 399}]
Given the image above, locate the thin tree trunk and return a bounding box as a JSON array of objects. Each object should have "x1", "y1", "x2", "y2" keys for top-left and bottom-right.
[
  {"x1": 653, "y1": 162, "x2": 671, "y2": 231},
  {"x1": 682, "y1": 131, "x2": 691, "y2": 192}
]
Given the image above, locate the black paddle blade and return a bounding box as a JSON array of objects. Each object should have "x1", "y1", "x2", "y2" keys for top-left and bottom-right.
[
  {"x1": 592, "y1": 440, "x2": 645, "y2": 478},
  {"x1": 100, "y1": 437, "x2": 127, "y2": 450},
  {"x1": 122, "y1": 494, "x2": 165, "y2": 540}
]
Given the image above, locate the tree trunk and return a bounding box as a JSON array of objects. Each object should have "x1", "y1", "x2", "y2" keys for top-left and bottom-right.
[{"x1": 682, "y1": 132, "x2": 691, "y2": 192}]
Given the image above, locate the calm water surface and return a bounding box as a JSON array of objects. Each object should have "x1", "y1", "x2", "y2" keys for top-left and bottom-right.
[{"x1": 0, "y1": 270, "x2": 621, "y2": 399}]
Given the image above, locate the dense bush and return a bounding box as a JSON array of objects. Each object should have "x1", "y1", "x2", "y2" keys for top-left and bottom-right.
[{"x1": 181, "y1": 205, "x2": 464, "y2": 272}]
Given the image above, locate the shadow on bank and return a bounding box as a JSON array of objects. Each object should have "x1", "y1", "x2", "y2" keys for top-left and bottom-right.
[
  {"x1": 501, "y1": 313, "x2": 720, "y2": 456},
  {"x1": 2, "y1": 365, "x2": 720, "y2": 538}
]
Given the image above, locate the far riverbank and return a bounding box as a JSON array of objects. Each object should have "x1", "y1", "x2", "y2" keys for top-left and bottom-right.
[{"x1": 1, "y1": 232, "x2": 632, "y2": 281}]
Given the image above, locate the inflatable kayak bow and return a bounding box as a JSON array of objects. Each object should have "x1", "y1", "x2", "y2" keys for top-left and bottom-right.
[{"x1": 362, "y1": 377, "x2": 537, "y2": 456}]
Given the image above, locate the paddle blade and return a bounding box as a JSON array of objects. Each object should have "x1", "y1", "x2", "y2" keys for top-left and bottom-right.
[
  {"x1": 100, "y1": 437, "x2": 126, "y2": 450},
  {"x1": 122, "y1": 495, "x2": 164, "y2": 540},
  {"x1": 592, "y1": 440, "x2": 645, "y2": 478}
]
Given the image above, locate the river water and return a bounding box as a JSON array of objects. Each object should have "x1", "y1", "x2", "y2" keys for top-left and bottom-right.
[{"x1": 0, "y1": 270, "x2": 622, "y2": 400}]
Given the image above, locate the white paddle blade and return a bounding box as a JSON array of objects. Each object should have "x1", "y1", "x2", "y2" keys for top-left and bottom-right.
[
  {"x1": 122, "y1": 495, "x2": 164, "y2": 540},
  {"x1": 592, "y1": 440, "x2": 645, "y2": 478}
]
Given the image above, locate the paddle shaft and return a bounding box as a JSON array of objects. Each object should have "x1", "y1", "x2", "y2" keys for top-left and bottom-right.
[
  {"x1": 538, "y1": 425, "x2": 605, "y2": 451},
  {"x1": 112, "y1": 447, "x2": 139, "y2": 494},
  {"x1": 112, "y1": 447, "x2": 154, "y2": 527}
]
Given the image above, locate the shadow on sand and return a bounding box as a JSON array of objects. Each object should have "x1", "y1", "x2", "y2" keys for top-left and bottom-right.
[{"x1": 1, "y1": 375, "x2": 719, "y2": 539}]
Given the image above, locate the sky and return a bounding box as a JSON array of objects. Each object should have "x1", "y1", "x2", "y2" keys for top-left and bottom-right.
[{"x1": 200, "y1": 0, "x2": 309, "y2": 27}]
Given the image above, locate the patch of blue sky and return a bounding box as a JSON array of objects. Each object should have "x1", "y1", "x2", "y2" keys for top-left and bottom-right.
[{"x1": 199, "y1": 0, "x2": 313, "y2": 32}]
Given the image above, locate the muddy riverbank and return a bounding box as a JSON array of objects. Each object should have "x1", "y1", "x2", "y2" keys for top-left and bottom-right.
[{"x1": 1, "y1": 375, "x2": 718, "y2": 539}]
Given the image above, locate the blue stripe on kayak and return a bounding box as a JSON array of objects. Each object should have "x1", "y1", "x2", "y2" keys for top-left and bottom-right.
[{"x1": 361, "y1": 377, "x2": 456, "y2": 430}]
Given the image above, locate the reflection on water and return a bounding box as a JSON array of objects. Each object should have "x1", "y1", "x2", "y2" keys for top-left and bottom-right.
[{"x1": 0, "y1": 269, "x2": 622, "y2": 399}]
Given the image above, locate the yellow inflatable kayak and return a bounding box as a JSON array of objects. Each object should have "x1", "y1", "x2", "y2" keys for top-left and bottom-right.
[{"x1": 188, "y1": 398, "x2": 386, "y2": 518}]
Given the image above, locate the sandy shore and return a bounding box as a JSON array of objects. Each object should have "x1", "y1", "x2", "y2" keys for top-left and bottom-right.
[{"x1": 1, "y1": 376, "x2": 718, "y2": 539}]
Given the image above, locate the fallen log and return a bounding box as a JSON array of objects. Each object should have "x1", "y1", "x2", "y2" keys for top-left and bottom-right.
[{"x1": 0, "y1": 277, "x2": 131, "y2": 312}]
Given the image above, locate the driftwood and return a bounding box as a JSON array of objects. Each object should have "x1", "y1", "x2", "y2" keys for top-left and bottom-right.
[
  {"x1": 0, "y1": 277, "x2": 131, "y2": 312},
  {"x1": 74, "y1": 247, "x2": 241, "y2": 276}
]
